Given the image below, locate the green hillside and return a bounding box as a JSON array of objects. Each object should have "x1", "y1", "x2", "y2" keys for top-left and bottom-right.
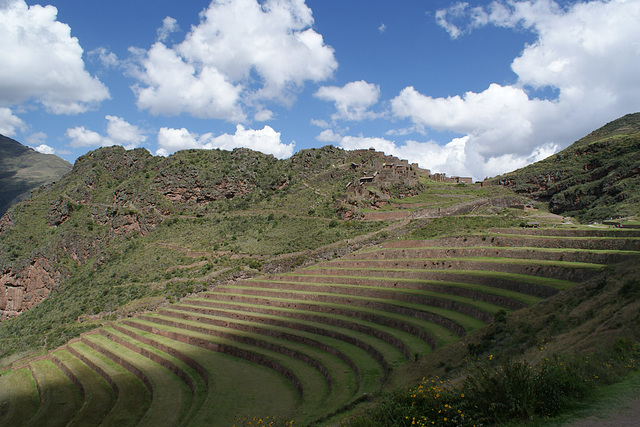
[
  {"x1": 0, "y1": 116, "x2": 639, "y2": 426},
  {"x1": 0, "y1": 135, "x2": 72, "y2": 218},
  {"x1": 2, "y1": 144, "x2": 471, "y2": 352},
  {"x1": 493, "y1": 112, "x2": 640, "y2": 222}
]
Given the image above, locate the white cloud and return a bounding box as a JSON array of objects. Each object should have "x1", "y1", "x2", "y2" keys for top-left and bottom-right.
[
  {"x1": 157, "y1": 16, "x2": 179, "y2": 42},
  {"x1": 25, "y1": 131, "x2": 46, "y2": 146},
  {"x1": 0, "y1": 107, "x2": 25, "y2": 136},
  {"x1": 392, "y1": 0, "x2": 640, "y2": 178},
  {"x1": 254, "y1": 109, "x2": 274, "y2": 122},
  {"x1": 310, "y1": 118, "x2": 330, "y2": 128},
  {"x1": 105, "y1": 115, "x2": 148, "y2": 149},
  {"x1": 89, "y1": 47, "x2": 120, "y2": 69},
  {"x1": 392, "y1": 84, "x2": 555, "y2": 157},
  {"x1": 323, "y1": 129, "x2": 559, "y2": 181},
  {"x1": 157, "y1": 124, "x2": 295, "y2": 159},
  {"x1": 66, "y1": 116, "x2": 147, "y2": 149},
  {"x1": 66, "y1": 126, "x2": 104, "y2": 148},
  {"x1": 378, "y1": 23, "x2": 386, "y2": 33},
  {"x1": 132, "y1": 42, "x2": 245, "y2": 121},
  {"x1": 314, "y1": 80, "x2": 381, "y2": 121},
  {"x1": 33, "y1": 144, "x2": 55, "y2": 155},
  {"x1": 0, "y1": 0, "x2": 109, "y2": 113},
  {"x1": 316, "y1": 129, "x2": 342, "y2": 143},
  {"x1": 132, "y1": 0, "x2": 337, "y2": 121}
]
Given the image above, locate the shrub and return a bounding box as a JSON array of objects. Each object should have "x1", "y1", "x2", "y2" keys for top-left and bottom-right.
[{"x1": 342, "y1": 342, "x2": 639, "y2": 426}]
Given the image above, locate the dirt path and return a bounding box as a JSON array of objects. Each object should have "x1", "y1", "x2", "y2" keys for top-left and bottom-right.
[{"x1": 566, "y1": 395, "x2": 640, "y2": 426}]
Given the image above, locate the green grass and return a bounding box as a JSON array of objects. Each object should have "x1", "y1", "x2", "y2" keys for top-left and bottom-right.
[
  {"x1": 27, "y1": 358, "x2": 83, "y2": 427},
  {"x1": 103, "y1": 321, "x2": 301, "y2": 426},
  {"x1": 326, "y1": 256, "x2": 608, "y2": 270},
  {"x1": 538, "y1": 370, "x2": 640, "y2": 426},
  {"x1": 51, "y1": 349, "x2": 117, "y2": 426},
  {"x1": 107, "y1": 323, "x2": 209, "y2": 422},
  {"x1": 139, "y1": 311, "x2": 360, "y2": 414},
  {"x1": 67, "y1": 341, "x2": 151, "y2": 426},
  {"x1": 362, "y1": 244, "x2": 640, "y2": 256},
  {"x1": 221, "y1": 284, "x2": 487, "y2": 338},
  {"x1": 180, "y1": 298, "x2": 411, "y2": 365},
  {"x1": 342, "y1": 343, "x2": 640, "y2": 427},
  {"x1": 85, "y1": 333, "x2": 192, "y2": 427},
  {"x1": 125, "y1": 316, "x2": 332, "y2": 424},
  {"x1": 0, "y1": 367, "x2": 40, "y2": 426},
  {"x1": 300, "y1": 266, "x2": 576, "y2": 290},
  {"x1": 202, "y1": 290, "x2": 441, "y2": 353},
  {"x1": 267, "y1": 276, "x2": 542, "y2": 305},
  {"x1": 406, "y1": 216, "x2": 522, "y2": 240},
  {"x1": 253, "y1": 279, "x2": 510, "y2": 313},
  {"x1": 170, "y1": 301, "x2": 401, "y2": 375}
]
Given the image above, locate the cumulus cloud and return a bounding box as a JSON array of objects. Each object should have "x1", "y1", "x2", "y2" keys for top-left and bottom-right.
[
  {"x1": 315, "y1": 80, "x2": 381, "y2": 121},
  {"x1": 0, "y1": 0, "x2": 109, "y2": 113},
  {"x1": 89, "y1": 47, "x2": 120, "y2": 69},
  {"x1": 66, "y1": 116, "x2": 147, "y2": 149},
  {"x1": 157, "y1": 16, "x2": 179, "y2": 42},
  {"x1": 390, "y1": 0, "x2": 640, "y2": 178},
  {"x1": 157, "y1": 124, "x2": 295, "y2": 159},
  {"x1": 33, "y1": 144, "x2": 55, "y2": 155},
  {"x1": 132, "y1": 42, "x2": 245, "y2": 121},
  {"x1": 25, "y1": 131, "x2": 47, "y2": 146},
  {"x1": 66, "y1": 127, "x2": 104, "y2": 148},
  {"x1": 132, "y1": 0, "x2": 337, "y2": 121},
  {"x1": 319, "y1": 129, "x2": 558, "y2": 181},
  {"x1": 0, "y1": 107, "x2": 25, "y2": 136}
]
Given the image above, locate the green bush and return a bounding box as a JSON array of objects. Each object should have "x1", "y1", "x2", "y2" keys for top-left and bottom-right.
[{"x1": 342, "y1": 342, "x2": 639, "y2": 427}]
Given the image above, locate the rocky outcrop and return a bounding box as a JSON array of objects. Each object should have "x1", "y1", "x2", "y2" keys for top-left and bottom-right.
[
  {"x1": 158, "y1": 177, "x2": 253, "y2": 204},
  {"x1": 0, "y1": 257, "x2": 61, "y2": 320}
]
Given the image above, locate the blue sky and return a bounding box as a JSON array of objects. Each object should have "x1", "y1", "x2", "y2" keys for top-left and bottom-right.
[{"x1": 2, "y1": 0, "x2": 639, "y2": 180}]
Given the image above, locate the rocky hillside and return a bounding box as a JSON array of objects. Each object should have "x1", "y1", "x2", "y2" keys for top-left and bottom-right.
[
  {"x1": 493, "y1": 112, "x2": 640, "y2": 221},
  {"x1": 0, "y1": 135, "x2": 71, "y2": 217},
  {"x1": 0, "y1": 145, "x2": 430, "y2": 325}
]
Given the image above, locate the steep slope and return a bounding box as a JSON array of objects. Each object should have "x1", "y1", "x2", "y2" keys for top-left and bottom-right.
[
  {"x1": 0, "y1": 135, "x2": 71, "y2": 217},
  {"x1": 0, "y1": 145, "x2": 436, "y2": 348},
  {"x1": 493, "y1": 112, "x2": 640, "y2": 221}
]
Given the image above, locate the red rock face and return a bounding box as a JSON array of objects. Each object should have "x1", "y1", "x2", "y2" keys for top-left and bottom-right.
[{"x1": 0, "y1": 258, "x2": 60, "y2": 320}]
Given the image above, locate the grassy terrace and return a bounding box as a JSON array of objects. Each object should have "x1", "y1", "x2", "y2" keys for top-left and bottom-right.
[
  {"x1": 0, "y1": 367, "x2": 39, "y2": 426},
  {"x1": 207, "y1": 287, "x2": 470, "y2": 344},
  {"x1": 1, "y1": 226, "x2": 637, "y2": 424},
  {"x1": 290, "y1": 268, "x2": 576, "y2": 290},
  {"x1": 26, "y1": 358, "x2": 83, "y2": 426},
  {"x1": 66, "y1": 340, "x2": 151, "y2": 426},
  {"x1": 111, "y1": 321, "x2": 300, "y2": 426},
  {"x1": 199, "y1": 291, "x2": 438, "y2": 353},
  {"x1": 166, "y1": 301, "x2": 402, "y2": 373},
  {"x1": 176, "y1": 298, "x2": 410, "y2": 364},
  {"x1": 121, "y1": 315, "x2": 335, "y2": 424},
  {"x1": 50, "y1": 348, "x2": 117, "y2": 425},
  {"x1": 256, "y1": 277, "x2": 541, "y2": 306}
]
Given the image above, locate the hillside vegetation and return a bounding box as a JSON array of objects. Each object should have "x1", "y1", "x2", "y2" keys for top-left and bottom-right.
[
  {"x1": 0, "y1": 134, "x2": 71, "y2": 217},
  {"x1": 0, "y1": 116, "x2": 639, "y2": 426},
  {"x1": 493, "y1": 112, "x2": 640, "y2": 222}
]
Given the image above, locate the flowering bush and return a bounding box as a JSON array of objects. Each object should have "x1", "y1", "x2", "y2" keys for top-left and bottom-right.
[{"x1": 343, "y1": 339, "x2": 638, "y2": 426}]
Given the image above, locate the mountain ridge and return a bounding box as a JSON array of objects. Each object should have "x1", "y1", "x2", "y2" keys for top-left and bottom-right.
[
  {"x1": 0, "y1": 134, "x2": 72, "y2": 218},
  {"x1": 493, "y1": 112, "x2": 640, "y2": 221}
]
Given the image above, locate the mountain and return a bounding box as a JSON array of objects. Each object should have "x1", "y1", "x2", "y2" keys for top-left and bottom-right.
[
  {"x1": 493, "y1": 112, "x2": 640, "y2": 222},
  {"x1": 0, "y1": 134, "x2": 72, "y2": 218},
  {"x1": 0, "y1": 120, "x2": 638, "y2": 426},
  {"x1": 0, "y1": 145, "x2": 433, "y2": 325}
]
